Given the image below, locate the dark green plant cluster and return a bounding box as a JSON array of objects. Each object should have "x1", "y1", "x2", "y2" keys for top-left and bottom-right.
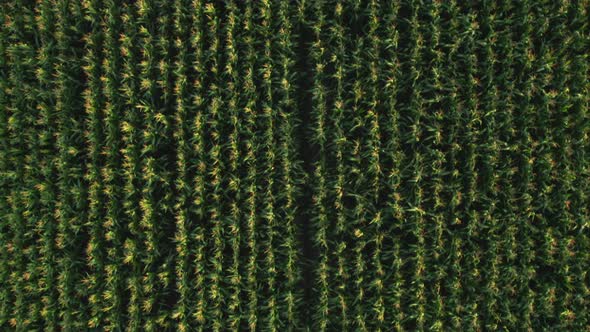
[{"x1": 0, "y1": 0, "x2": 588, "y2": 331}]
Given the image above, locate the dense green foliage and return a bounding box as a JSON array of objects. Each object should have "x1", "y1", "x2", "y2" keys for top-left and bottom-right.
[
  {"x1": 0, "y1": 0, "x2": 588, "y2": 331},
  {"x1": 306, "y1": 1, "x2": 590, "y2": 330}
]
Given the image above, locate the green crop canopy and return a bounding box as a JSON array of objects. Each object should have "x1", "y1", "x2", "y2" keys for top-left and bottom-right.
[{"x1": 0, "y1": 0, "x2": 588, "y2": 330}]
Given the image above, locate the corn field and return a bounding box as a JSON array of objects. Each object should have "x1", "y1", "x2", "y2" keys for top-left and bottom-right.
[{"x1": 0, "y1": 0, "x2": 589, "y2": 331}]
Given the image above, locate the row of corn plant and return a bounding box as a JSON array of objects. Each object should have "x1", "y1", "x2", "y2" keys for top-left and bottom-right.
[
  {"x1": 305, "y1": 0, "x2": 589, "y2": 330},
  {"x1": 1, "y1": 1, "x2": 305, "y2": 330}
]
